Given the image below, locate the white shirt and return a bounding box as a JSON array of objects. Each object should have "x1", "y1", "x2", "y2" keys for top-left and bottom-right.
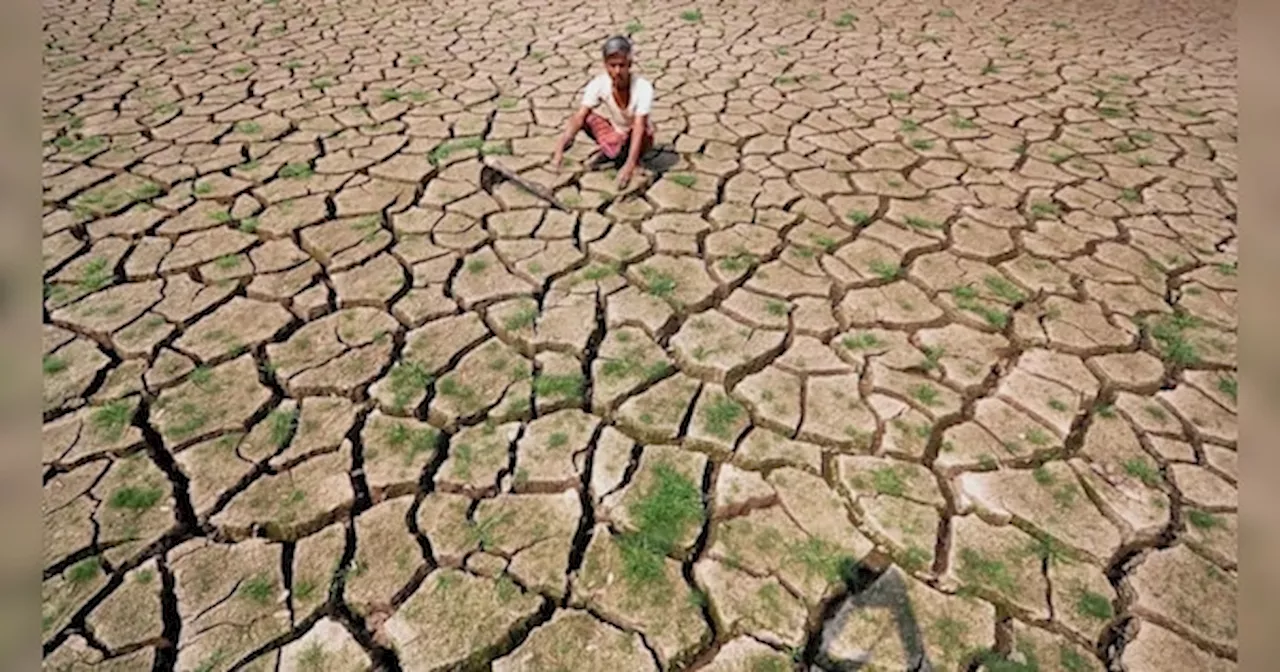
[{"x1": 580, "y1": 74, "x2": 654, "y2": 134}]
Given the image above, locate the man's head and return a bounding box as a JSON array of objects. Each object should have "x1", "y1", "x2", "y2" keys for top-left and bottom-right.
[{"x1": 602, "y1": 35, "x2": 633, "y2": 88}]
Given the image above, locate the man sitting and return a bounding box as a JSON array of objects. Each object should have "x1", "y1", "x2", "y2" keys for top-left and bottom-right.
[{"x1": 550, "y1": 35, "x2": 655, "y2": 189}]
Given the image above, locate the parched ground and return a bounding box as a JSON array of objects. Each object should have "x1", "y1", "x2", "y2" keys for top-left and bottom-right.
[{"x1": 41, "y1": 0, "x2": 1238, "y2": 669}]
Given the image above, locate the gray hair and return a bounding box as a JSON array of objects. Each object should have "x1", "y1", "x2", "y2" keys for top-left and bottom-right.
[{"x1": 602, "y1": 35, "x2": 632, "y2": 58}]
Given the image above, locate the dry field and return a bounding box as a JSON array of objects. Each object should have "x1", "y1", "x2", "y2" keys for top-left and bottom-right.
[{"x1": 41, "y1": 0, "x2": 1237, "y2": 670}]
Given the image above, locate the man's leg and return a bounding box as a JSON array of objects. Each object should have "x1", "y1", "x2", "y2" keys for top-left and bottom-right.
[{"x1": 581, "y1": 112, "x2": 625, "y2": 160}]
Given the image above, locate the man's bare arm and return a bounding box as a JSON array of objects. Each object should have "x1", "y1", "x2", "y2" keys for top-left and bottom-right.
[
  {"x1": 553, "y1": 106, "x2": 592, "y2": 157},
  {"x1": 622, "y1": 113, "x2": 647, "y2": 171},
  {"x1": 616, "y1": 113, "x2": 648, "y2": 187}
]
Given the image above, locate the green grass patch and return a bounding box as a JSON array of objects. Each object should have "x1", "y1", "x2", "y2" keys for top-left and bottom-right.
[
  {"x1": 1123, "y1": 457, "x2": 1161, "y2": 487},
  {"x1": 617, "y1": 463, "x2": 704, "y2": 592},
  {"x1": 870, "y1": 466, "x2": 906, "y2": 496},
  {"x1": 639, "y1": 266, "x2": 677, "y2": 298},
  {"x1": 868, "y1": 259, "x2": 900, "y2": 280},
  {"x1": 387, "y1": 360, "x2": 432, "y2": 411},
  {"x1": 91, "y1": 400, "x2": 134, "y2": 441},
  {"x1": 846, "y1": 210, "x2": 871, "y2": 226},
  {"x1": 841, "y1": 332, "x2": 881, "y2": 350},
  {"x1": 1148, "y1": 311, "x2": 1200, "y2": 365},
  {"x1": 1187, "y1": 508, "x2": 1221, "y2": 530},
  {"x1": 983, "y1": 275, "x2": 1025, "y2": 303},
  {"x1": 680, "y1": 8, "x2": 702, "y2": 22},
  {"x1": 238, "y1": 574, "x2": 276, "y2": 605},
  {"x1": 503, "y1": 303, "x2": 539, "y2": 331},
  {"x1": 429, "y1": 136, "x2": 484, "y2": 164},
  {"x1": 533, "y1": 373, "x2": 584, "y2": 402},
  {"x1": 904, "y1": 215, "x2": 942, "y2": 230},
  {"x1": 910, "y1": 384, "x2": 941, "y2": 407},
  {"x1": 267, "y1": 408, "x2": 297, "y2": 447},
  {"x1": 1217, "y1": 375, "x2": 1237, "y2": 402},
  {"x1": 108, "y1": 485, "x2": 164, "y2": 511},
  {"x1": 956, "y1": 547, "x2": 1017, "y2": 596},
  {"x1": 1076, "y1": 589, "x2": 1114, "y2": 621},
  {"x1": 43, "y1": 355, "x2": 67, "y2": 375},
  {"x1": 669, "y1": 173, "x2": 697, "y2": 188},
  {"x1": 68, "y1": 557, "x2": 101, "y2": 585},
  {"x1": 787, "y1": 537, "x2": 856, "y2": 583},
  {"x1": 833, "y1": 11, "x2": 856, "y2": 27},
  {"x1": 701, "y1": 394, "x2": 744, "y2": 439}
]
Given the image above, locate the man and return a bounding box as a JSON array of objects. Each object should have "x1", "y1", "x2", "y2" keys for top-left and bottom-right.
[{"x1": 550, "y1": 35, "x2": 655, "y2": 189}]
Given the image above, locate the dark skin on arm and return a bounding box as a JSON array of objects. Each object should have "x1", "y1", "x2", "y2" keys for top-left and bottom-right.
[{"x1": 550, "y1": 52, "x2": 647, "y2": 189}]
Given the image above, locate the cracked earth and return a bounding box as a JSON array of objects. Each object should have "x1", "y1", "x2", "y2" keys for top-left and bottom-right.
[{"x1": 41, "y1": 0, "x2": 1238, "y2": 669}]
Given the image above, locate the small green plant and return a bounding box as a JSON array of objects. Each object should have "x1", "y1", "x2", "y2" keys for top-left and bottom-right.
[
  {"x1": 981, "y1": 63, "x2": 998, "y2": 75},
  {"x1": 1025, "y1": 427, "x2": 1051, "y2": 446},
  {"x1": 108, "y1": 486, "x2": 164, "y2": 511},
  {"x1": 834, "y1": 11, "x2": 856, "y2": 27},
  {"x1": 533, "y1": 373, "x2": 584, "y2": 402},
  {"x1": 43, "y1": 355, "x2": 67, "y2": 375},
  {"x1": 842, "y1": 332, "x2": 881, "y2": 350},
  {"x1": 869, "y1": 259, "x2": 900, "y2": 280},
  {"x1": 234, "y1": 121, "x2": 261, "y2": 134},
  {"x1": 266, "y1": 408, "x2": 297, "y2": 447},
  {"x1": 639, "y1": 266, "x2": 677, "y2": 298},
  {"x1": 239, "y1": 574, "x2": 276, "y2": 605},
  {"x1": 1149, "y1": 311, "x2": 1200, "y2": 365},
  {"x1": 956, "y1": 547, "x2": 1016, "y2": 596},
  {"x1": 1217, "y1": 375, "x2": 1237, "y2": 402},
  {"x1": 466, "y1": 258, "x2": 488, "y2": 274},
  {"x1": 911, "y1": 138, "x2": 934, "y2": 150},
  {"x1": 1048, "y1": 398, "x2": 1068, "y2": 412},
  {"x1": 900, "y1": 117, "x2": 920, "y2": 133},
  {"x1": 847, "y1": 210, "x2": 871, "y2": 226},
  {"x1": 904, "y1": 215, "x2": 942, "y2": 230},
  {"x1": 1076, "y1": 589, "x2": 1114, "y2": 621},
  {"x1": 701, "y1": 394, "x2": 744, "y2": 439},
  {"x1": 1187, "y1": 508, "x2": 1221, "y2": 530},
  {"x1": 1029, "y1": 200, "x2": 1060, "y2": 219},
  {"x1": 911, "y1": 384, "x2": 940, "y2": 407},
  {"x1": 279, "y1": 162, "x2": 313, "y2": 179},
  {"x1": 680, "y1": 8, "x2": 702, "y2": 22},
  {"x1": 950, "y1": 115, "x2": 977, "y2": 130},
  {"x1": 238, "y1": 217, "x2": 259, "y2": 233},
  {"x1": 670, "y1": 173, "x2": 697, "y2": 188},
  {"x1": 786, "y1": 537, "x2": 855, "y2": 583},
  {"x1": 1123, "y1": 457, "x2": 1161, "y2": 487},
  {"x1": 79, "y1": 256, "x2": 113, "y2": 291},
  {"x1": 870, "y1": 466, "x2": 906, "y2": 496},
  {"x1": 625, "y1": 19, "x2": 643, "y2": 34},
  {"x1": 91, "y1": 400, "x2": 134, "y2": 441},
  {"x1": 888, "y1": 91, "x2": 909, "y2": 102},
  {"x1": 503, "y1": 303, "x2": 539, "y2": 331},
  {"x1": 68, "y1": 557, "x2": 101, "y2": 585},
  {"x1": 429, "y1": 136, "x2": 485, "y2": 164},
  {"x1": 617, "y1": 463, "x2": 703, "y2": 592},
  {"x1": 983, "y1": 275, "x2": 1025, "y2": 303}
]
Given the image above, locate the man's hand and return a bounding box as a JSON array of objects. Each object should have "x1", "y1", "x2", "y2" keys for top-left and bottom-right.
[{"x1": 616, "y1": 163, "x2": 636, "y2": 189}]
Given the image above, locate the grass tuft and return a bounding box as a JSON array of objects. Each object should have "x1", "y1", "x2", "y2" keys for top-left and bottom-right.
[{"x1": 617, "y1": 463, "x2": 704, "y2": 592}]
